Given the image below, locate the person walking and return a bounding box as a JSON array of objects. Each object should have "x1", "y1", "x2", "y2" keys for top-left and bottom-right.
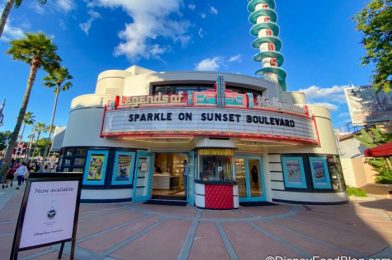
[
  {"x1": 15, "y1": 162, "x2": 29, "y2": 189},
  {"x1": 0, "y1": 159, "x2": 11, "y2": 189},
  {"x1": 4, "y1": 160, "x2": 18, "y2": 188}
]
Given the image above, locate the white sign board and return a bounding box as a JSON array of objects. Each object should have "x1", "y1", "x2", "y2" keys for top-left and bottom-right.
[
  {"x1": 19, "y1": 181, "x2": 79, "y2": 249},
  {"x1": 344, "y1": 86, "x2": 392, "y2": 125},
  {"x1": 102, "y1": 107, "x2": 316, "y2": 143}
]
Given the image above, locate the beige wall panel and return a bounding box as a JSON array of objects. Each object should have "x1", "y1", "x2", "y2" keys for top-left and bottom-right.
[
  {"x1": 63, "y1": 108, "x2": 134, "y2": 148},
  {"x1": 341, "y1": 158, "x2": 357, "y2": 187},
  {"x1": 267, "y1": 154, "x2": 281, "y2": 162},
  {"x1": 268, "y1": 172, "x2": 284, "y2": 181},
  {"x1": 268, "y1": 163, "x2": 283, "y2": 172},
  {"x1": 270, "y1": 181, "x2": 285, "y2": 190}
]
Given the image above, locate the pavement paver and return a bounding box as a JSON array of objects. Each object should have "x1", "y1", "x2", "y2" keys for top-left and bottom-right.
[{"x1": 1, "y1": 185, "x2": 391, "y2": 259}]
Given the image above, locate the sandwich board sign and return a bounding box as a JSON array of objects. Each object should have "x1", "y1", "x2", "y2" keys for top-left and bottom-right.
[{"x1": 10, "y1": 173, "x2": 82, "y2": 260}]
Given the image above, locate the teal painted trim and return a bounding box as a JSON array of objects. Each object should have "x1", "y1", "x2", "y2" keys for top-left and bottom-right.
[
  {"x1": 252, "y1": 36, "x2": 282, "y2": 51},
  {"x1": 256, "y1": 66, "x2": 286, "y2": 77},
  {"x1": 253, "y1": 51, "x2": 284, "y2": 65},
  {"x1": 282, "y1": 157, "x2": 307, "y2": 189},
  {"x1": 132, "y1": 150, "x2": 154, "y2": 202},
  {"x1": 255, "y1": 66, "x2": 287, "y2": 79},
  {"x1": 235, "y1": 155, "x2": 266, "y2": 202},
  {"x1": 83, "y1": 150, "x2": 109, "y2": 186},
  {"x1": 309, "y1": 157, "x2": 332, "y2": 189},
  {"x1": 247, "y1": 0, "x2": 275, "y2": 12},
  {"x1": 187, "y1": 151, "x2": 195, "y2": 206},
  {"x1": 250, "y1": 22, "x2": 279, "y2": 36},
  {"x1": 111, "y1": 151, "x2": 136, "y2": 185},
  {"x1": 249, "y1": 8, "x2": 277, "y2": 24}
]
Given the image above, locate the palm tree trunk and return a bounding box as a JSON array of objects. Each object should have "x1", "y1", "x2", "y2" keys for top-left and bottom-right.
[
  {"x1": 0, "y1": 0, "x2": 15, "y2": 38},
  {"x1": 3, "y1": 62, "x2": 39, "y2": 164},
  {"x1": 43, "y1": 87, "x2": 60, "y2": 161},
  {"x1": 20, "y1": 123, "x2": 26, "y2": 142}
]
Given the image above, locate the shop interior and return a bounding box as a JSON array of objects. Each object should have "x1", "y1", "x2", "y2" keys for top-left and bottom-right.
[{"x1": 152, "y1": 153, "x2": 187, "y2": 200}]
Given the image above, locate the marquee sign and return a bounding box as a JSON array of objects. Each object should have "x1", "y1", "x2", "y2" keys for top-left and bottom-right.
[{"x1": 101, "y1": 107, "x2": 317, "y2": 144}]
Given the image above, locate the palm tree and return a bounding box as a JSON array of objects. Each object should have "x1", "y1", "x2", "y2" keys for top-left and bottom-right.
[
  {"x1": 3, "y1": 33, "x2": 61, "y2": 164},
  {"x1": 19, "y1": 111, "x2": 35, "y2": 142},
  {"x1": 32, "y1": 122, "x2": 47, "y2": 158},
  {"x1": 42, "y1": 67, "x2": 73, "y2": 161},
  {"x1": 0, "y1": 0, "x2": 47, "y2": 38}
]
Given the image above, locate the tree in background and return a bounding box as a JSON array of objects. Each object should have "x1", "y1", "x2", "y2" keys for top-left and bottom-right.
[
  {"x1": 31, "y1": 122, "x2": 47, "y2": 157},
  {"x1": 355, "y1": 0, "x2": 392, "y2": 93},
  {"x1": 0, "y1": 0, "x2": 47, "y2": 38},
  {"x1": 42, "y1": 67, "x2": 73, "y2": 161},
  {"x1": 0, "y1": 131, "x2": 11, "y2": 152},
  {"x1": 4, "y1": 33, "x2": 61, "y2": 164},
  {"x1": 355, "y1": 127, "x2": 392, "y2": 183},
  {"x1": 19, "y1": 111, "x2": 35, "y2": 142}
]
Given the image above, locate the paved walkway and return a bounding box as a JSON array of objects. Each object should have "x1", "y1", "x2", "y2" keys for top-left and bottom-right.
[{"x1": 1, "y1": 183, "x2": 392, "y2": 260}]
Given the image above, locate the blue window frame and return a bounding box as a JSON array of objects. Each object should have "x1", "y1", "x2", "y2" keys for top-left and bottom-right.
[
  {"x1": 282, "y1": 156, "x2": 307, "y2": 189},
  {"x1": 111, "y1": 151, "x2": 136, "y2": 185},
  {"x1": 309, "y1": 157, "x2": 332, "y2": 189},
  {"x1": 83, "y1": 150, "x2": 109, "y2": 185}
]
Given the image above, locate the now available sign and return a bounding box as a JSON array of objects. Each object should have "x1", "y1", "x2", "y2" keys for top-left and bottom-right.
[{"x1": 11, "y1": 174, "x2": 82, "y2": 260}]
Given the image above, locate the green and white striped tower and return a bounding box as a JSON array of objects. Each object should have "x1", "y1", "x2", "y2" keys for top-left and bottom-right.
[{"x1": 248, "y1": 0, "x2": 287, "y2": 90}]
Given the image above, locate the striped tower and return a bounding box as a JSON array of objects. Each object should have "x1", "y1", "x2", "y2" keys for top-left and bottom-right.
[{"x1": 248, "y1": 0, "x2": 287, "y2": 90}]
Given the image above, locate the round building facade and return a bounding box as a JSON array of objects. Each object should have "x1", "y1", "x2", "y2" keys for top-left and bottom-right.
[{"x1": 58, "y1": 66, "x2": 347, "y2": 208}]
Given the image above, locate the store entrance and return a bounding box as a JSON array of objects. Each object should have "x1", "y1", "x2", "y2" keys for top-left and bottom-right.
[
  {"x1": 234, "y1": 156, "x2": 265, "y2": 202},
  {"x1": 152, "y1": 153, "x2": 188, "y2": 200}
]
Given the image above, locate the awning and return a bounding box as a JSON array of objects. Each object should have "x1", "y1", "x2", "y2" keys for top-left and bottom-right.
[{"x1": 364, "y1": 142, "x2": 392, "y2": 157}]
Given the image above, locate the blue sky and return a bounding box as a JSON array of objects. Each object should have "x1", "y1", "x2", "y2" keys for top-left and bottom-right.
[{"x1": 0, "y1": 0, "x2": 373, "y2": 139}]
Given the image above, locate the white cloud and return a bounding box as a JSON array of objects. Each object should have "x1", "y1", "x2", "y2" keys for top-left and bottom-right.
[
  {"x1": 298, "y1": 85, "x2": 348, "y2": 104},
  {"x1": 338, "y1": 112, "x2": 350, "y2": 118},
  {"x1": 298, "y1": 84, "x2": 353, "y2": 113},
  {"x1": 198, "y1": 28, "x2": 205, "y2": 38},
  {"x1": 200, "y1": 13, "x2": 206, "y2": 19},
  {"x1": 195, "y1": 57, "x2": 222, "y2": 71},
  {"x1": 92, "y1": 0, "x2": 190, "y2": 60},
  {"x1": 2, "y1": 21, "x2": 25, "y2": 41},
  {"x1": 79, "y1": 10, "x2": 101, "y2": 35},
  {"x1": 195, "y1": 54, "x2": 242, "y2": 71},
  {"x1": 56, "y1": 0, "x2": 75, "y2": 12},
  {"x1": 188, "y1": 4, "x2": 196, "y2": 10},
  {"x1": 150, "y1": 44, "x2": 167, "y2": 56},
  {"x1": 228, "y1": 54, "x2": 241, "y2": 62},
  {"x1": 30, "y1": 1, "x2": 45, "y2": 14},
  {"x1": 210, "y1": 6, "x2": 218, "y2": 15}
]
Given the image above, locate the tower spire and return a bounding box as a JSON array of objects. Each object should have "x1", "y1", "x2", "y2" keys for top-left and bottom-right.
[{"x1": 248, "y1": 0, "x2": 287, "y2": 90}]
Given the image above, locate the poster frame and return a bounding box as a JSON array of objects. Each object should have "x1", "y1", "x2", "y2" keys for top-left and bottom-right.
[
  {"x1": 111, "y1": 151, "x2": 136, "y2": 185},
  {"x1": 10, "y1": 173, "x2": 82, "y2": 260},
  {"x1": 83, "y1": 150, "x2": 109, "y2": 185},
  {"x1": 281, "y1": 156, "x2": 307, "y2": 189},
  {"x1": 309, "y1": 157, "x2": 332, "y2": 189}
]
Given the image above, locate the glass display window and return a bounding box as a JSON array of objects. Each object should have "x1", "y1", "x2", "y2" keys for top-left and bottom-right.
[{"x1": 198, "y1": 149, "x2": 234, "y2": 181}]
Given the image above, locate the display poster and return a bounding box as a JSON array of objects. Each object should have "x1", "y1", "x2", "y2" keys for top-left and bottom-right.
[
  {"x1": 116, "y1": 155, "x2": 131, "y2": 180},
  {"x1": 83, "y1": 150, "x2": 108, "y2": 185},
  {"x1": 19, "y1": 181, "x2": 79, "y2": 249},
  {"x1": 87, "y1": 154, "x2": 105, "y2": 180},
  {"x1": 282, "y1": 157, "x2": 307, "y2": 189},
  {"x1": 309, "y1": 157, "x2": 332, "y2": 189},
  {"x1": 111, "y1": 151, "x2": 135, "y2": 185}
]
